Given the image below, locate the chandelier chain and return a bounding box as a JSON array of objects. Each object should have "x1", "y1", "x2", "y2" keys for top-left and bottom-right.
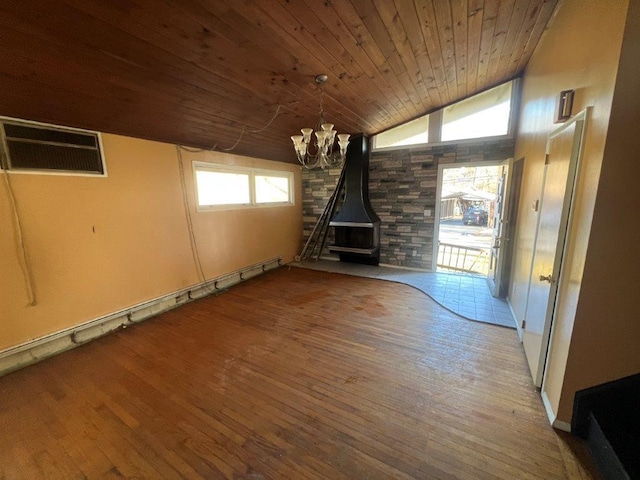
[{"x1": 318, "y1": 84, "x2": 325, "y2": 124}]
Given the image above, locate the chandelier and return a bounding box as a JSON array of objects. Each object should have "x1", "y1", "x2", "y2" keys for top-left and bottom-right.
[{"x1": 291, "y1": 74, "x2": 350, "y2": 169}]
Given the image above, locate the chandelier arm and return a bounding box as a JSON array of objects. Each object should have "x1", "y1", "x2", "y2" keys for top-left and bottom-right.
[{"x1": 292, "y1": 74, "x2": 350, "y2": 169}]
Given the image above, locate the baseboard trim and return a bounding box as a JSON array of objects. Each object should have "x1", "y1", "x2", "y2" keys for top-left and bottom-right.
[
  {"x1": 542, "y1": 390, "x2": 571, "y2": 432},
  {"x1": 554, "y1": 419, "x2": 572, "y2": 432},
  {"x1": 0, "y1": 256, "x2": 282, "y2": 378},
  {"x1": 507, "y1": 298, "x2": 523, "y2": 341}
]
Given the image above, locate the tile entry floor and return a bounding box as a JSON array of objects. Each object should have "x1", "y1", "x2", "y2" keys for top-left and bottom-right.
[{"x1": 291, "y1": 260, "x2": 516, "y2": 329}]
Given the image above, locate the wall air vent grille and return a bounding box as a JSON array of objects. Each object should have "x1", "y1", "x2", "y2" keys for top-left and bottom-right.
[{"x1": 0, "y1": 119, "x2": 105, "y2": 175}]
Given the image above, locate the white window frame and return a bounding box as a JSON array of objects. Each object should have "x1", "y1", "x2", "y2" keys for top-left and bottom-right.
[
  {"x1": 253, "y1": 168, "x2": 295, "y2": 206},
  {"x1": 0, "y1": 116, "x2": 107, "y2": 177},
  {"x1": 193, "y1": 161, "x2": 294, "y2": 212},
  {"x1": 371, "y1": 79, "x2": 520, "y2": 152}
]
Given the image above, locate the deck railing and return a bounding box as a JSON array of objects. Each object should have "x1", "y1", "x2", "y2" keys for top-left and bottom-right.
[{"x1": 437, "y1": 242, "x2": 490, "y2": 275}]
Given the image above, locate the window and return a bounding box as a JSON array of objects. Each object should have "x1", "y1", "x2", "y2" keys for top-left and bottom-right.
[
  {"x1": 193, "y1": 162, "x2": 293, "y2": 210},
  {"x1": 0, "y1": 118, "x2": 105, "y2": 175},
  {"x1": 195, "y1": 169, "x2": 251, "y2": 206},
  {"x1": 255, "y1": 173, "x2": 291, "y2": 204},
  {"x1": 372, "y1": 80, "x2": 517, "y2": 150},
  {"x1": 374, "y1": 114, "x2": 429, "y2": 149},
  {"x1": 441, "y1": 81, "x2": 513, "y2": 142}
]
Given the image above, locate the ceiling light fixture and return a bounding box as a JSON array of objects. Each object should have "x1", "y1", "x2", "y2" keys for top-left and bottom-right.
[{"x1": 291, "y1": 74, "x2": 350, "y2": 169}]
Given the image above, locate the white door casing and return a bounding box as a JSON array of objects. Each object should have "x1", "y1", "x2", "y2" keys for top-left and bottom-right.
[
  {"x1": 522, "y1": 111, "x2": 587, "y2": 387},
  {"x1": 487, "y1": 161, "x2": 511, "y2": 297},
  {"x1": 433, "y1": 159, "x2": 511, "y2": 273}
]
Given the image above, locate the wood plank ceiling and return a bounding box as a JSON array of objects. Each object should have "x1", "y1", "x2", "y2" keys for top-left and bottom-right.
[{"x1": 0, "y1": 0, "x2": 558, "y2": 164}]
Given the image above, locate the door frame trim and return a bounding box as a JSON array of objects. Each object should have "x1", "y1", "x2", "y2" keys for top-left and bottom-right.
[
  {"x1": 529, "y1": 108, "x2": 590, "y2": 387},
  {"x1": 486, "y1": 161, "x2": 514, "y2": 297},
  {"x1": 433, "y1": 159, "x2": 512, "y2": 271}
]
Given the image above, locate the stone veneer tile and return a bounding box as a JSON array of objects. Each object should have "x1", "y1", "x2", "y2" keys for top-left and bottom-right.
[{"x1": 301, "y1": 137, "x2": 515, "y2": 268}]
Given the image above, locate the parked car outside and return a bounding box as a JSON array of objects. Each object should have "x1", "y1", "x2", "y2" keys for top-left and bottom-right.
[{"x1": 462, "y1": 206, "x2": 488, "y2": 226}]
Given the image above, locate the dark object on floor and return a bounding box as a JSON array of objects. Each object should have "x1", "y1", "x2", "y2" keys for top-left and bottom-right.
[{"x1": 573, "y1": 372, "x2": 640, "y2": 479}]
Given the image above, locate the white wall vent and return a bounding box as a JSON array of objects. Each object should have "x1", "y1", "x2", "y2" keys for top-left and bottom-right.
[{"x1": 0, "y1": 118, "x2": 105, "y2": 175}]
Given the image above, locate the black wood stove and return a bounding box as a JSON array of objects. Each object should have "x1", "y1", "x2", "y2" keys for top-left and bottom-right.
[{"x1": 329, "y1": 134, "x2": 381, "y2": 265}]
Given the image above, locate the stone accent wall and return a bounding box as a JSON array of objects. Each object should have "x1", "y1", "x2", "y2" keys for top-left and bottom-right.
[
  {"x1": 301, "y1": 167, "x2": 341, "y2": 258},
  {"x1": 302, "y1": 138, "x2": 515, "y2": 268}
]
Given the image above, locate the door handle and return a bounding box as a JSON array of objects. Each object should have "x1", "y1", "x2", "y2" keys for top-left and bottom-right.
[{"x1": 539, "y1": 274, "x2": 553, "y2": 283}]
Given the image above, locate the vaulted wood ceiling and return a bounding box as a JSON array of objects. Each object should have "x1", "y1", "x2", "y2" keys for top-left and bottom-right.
[{"x1": 0, "y1": 0, "x2": 557, "y2": 163}]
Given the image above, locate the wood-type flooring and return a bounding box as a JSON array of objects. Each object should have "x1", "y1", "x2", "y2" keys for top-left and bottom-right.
[{"x1": 0, "y1": 267, "x2": 599, "y2": 479}]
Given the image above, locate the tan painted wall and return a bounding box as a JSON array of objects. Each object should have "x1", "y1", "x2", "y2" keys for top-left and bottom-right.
[
  {"x1": 0, "y1": 133, "x2": 302, "y2": 351},
  {"x1": 557, "y1": 0, "x2": 640, "y2": 421},
  {"x1": 509, "y1": 0, "x2": 628, "y2": 420}
]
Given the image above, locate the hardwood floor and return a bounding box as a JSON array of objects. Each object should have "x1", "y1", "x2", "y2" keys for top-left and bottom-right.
[{"x1": 0, "y1": 267, "x2": 599, "y2": 479}]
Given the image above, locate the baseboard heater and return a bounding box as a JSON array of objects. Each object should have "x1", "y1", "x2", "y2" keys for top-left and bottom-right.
[{"x1": 0, "y1": 256, "x2": 282, "y2": 378}]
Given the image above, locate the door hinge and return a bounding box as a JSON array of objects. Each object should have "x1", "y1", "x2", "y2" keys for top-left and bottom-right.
[
  {"x1": 522, "y1": 320, "x2": 527, "y2": 329},
  {"x1": 545, "y1": 154, "x2": 550, "y2": 165}
]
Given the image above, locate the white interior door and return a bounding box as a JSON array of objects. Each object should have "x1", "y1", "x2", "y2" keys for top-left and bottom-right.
[{"x1": 523, "y1": 117, "x2": 584, "y2": 386}]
